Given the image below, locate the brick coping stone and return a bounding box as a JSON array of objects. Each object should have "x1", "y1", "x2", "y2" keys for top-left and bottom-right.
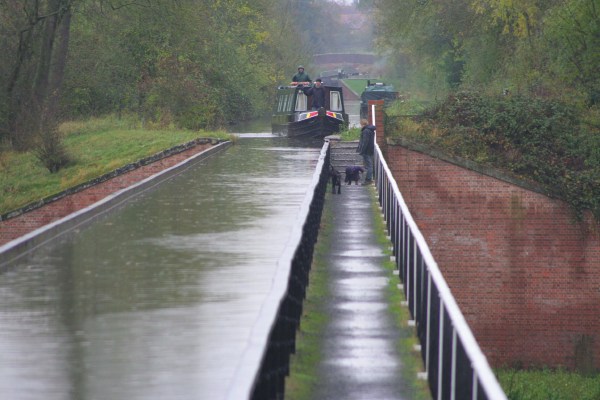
[{"x1": 0, "y1": 138, "x2": 222, "y2": 246}]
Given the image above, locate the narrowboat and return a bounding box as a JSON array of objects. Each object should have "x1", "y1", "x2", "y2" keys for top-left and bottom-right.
[
  {"x1": 271, "y1": 84, "x2": 349, "y2": 138},
  {"x1": 359, "y1": 81, "x2": 398, "y2": 119}
]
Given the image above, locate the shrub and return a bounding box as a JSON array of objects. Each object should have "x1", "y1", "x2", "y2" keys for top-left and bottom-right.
[
  {"x1": 392, "y1": 92, "x2": 600, "y2": 219},
  {"x1": 33, "y1": 121, "x2": 71, "y2": 173},
  {"x1": 340, "y1": 126, "x2": 360, "y2": 141}
]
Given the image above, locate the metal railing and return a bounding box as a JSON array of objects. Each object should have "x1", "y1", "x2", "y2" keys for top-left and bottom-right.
[
  {"x1": 227, "y1": 142, "x2": 330, "y2": 400},
  {"x1": 373, "y1": 144, "x2": 508, "y2": 400}
]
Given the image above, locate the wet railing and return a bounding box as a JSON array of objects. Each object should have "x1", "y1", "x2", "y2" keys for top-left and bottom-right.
[
  {"x1": 227, "y1": 142, "x2": 330, "y2": 400},
  {"x1": 373, "y1": 145, "x2": 508, "y2": 400}
]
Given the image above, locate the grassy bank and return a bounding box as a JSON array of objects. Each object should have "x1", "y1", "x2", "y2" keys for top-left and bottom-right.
[
  {"x1": 0, "y1": 115, "x2": 231, "y2": 215},
  {"x1": 283, "y1": 193, "x2": 332, "y2": 399},
  {"x1": 497, "y1": 368, "x2": 600, "y2": 400},
  {"x1": 341, "y1": 78, "x2": 369, "y2": 95}
]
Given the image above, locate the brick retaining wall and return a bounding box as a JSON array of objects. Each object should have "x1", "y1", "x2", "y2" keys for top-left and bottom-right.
[{"x1": 384, "y1": 142, "x2": 600, "y2": 372}]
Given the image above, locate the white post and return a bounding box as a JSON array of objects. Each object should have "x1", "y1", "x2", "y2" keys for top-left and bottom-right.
[
  {"x1": 437, "y1": 301, "x2": 445, "y2": 400},
  {"x1": 371, "y1": 103, "x2": 377, "y2": 141}
]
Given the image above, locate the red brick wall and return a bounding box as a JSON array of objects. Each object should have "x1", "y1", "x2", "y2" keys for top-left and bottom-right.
[{"x1": 385, "y1": 144, "x2": 600, "y2": 372}]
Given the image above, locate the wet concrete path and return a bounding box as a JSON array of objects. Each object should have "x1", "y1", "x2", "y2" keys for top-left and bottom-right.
[{"x1": 304, "y1": 143, "x2": 429, "y2": 400}]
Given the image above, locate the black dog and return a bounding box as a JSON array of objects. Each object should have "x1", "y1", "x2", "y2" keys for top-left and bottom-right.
[
  {"x1": 345, "y1": 166, "x2": 364, "y2": 185},
  {"x1": 330, "y1": 166, "x2": 341, "y2": 194}
]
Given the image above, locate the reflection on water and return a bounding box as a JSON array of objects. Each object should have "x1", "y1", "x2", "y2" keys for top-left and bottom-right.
[
  {"x1": 226, "y1": 114, "x2": 271, "y2": 134},
  {"x1": 0, "y1": 138, "x2": 322, "y2": 400}
]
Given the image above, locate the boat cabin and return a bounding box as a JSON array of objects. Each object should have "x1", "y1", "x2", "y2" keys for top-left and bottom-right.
[{"x1": 271, "y1": 84, "x2": 348, "y2": 138}]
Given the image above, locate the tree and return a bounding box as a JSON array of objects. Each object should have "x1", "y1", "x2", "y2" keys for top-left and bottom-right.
[
  {"x1": 371, "y1": 0, "x2": 600, "y2": 101},
  {"x1": 60, "y1": 0, "x2": 318, "y2": 128},
  {"x1": 542, "y1": 0, "x2": 600, "y2": 103},
  {"x1": 374, "y1": 0, "x2": 479, "y2": 94},
  {"x1": 470, "y1": 0, "x2": 544, "y2": 38},
  {"x1": 1, "y1": 0, "x2": 73, "y2": 153},
  {"x1": 1, "y1": 0, "x2": 331, "y2": 158}
]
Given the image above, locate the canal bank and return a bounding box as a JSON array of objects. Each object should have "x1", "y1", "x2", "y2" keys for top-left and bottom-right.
[{"x1": 0, "y1": 138, "x2": 220, "y2": 246}]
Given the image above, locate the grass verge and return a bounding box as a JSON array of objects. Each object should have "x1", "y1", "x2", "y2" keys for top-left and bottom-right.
[
  {"x1": 341, "y1": 78, "x2": 369, "y2": 95},
  {"x1": 339, "y1": 126, "x2": 361, "y2": 141},
  {"x1": 0, "y1": 115, "x2": 231, "y2": 215},
  {"x1": 284, "y1": 192, "x2": 333, "y2": 400}
]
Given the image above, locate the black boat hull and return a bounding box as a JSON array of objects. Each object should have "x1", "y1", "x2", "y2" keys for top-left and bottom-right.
[{"x1": 272, "y1": 112, "x2": 346, "y2": 138}]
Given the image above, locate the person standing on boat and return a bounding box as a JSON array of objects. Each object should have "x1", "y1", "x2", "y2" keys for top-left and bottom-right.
[
  {"x1": 303, "y1": 78, "x2": 326, "y2": 110},
  {"x1": 357, "y1": 118, "x2": 375, "y2": 185},
  {"x1": 292, "y1": 65, "x2": 311, "y2": 84}
]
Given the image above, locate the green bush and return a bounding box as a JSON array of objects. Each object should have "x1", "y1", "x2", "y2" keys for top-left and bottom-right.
[
  {"x1": 340, "y1": 126, "x2": 361, "y2": 141},
  {"x1": 391, "y1": 92, "x2": 600, "y2": 219}
]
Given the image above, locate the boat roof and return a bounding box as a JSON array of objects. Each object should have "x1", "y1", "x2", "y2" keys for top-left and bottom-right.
[
  {"x1": 363, "y1": 82, "x2": 396, "y2": 92},
  {"x1": 277, "y1": 84, "x2": 343, "y2": 90},
  {"x1": 361, "y1": 82, "x2": 397, "y2": 102}
]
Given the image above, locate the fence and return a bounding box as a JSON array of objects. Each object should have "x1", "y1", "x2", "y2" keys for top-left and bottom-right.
[
  {"x1": 373, "y1": 144, "x2": 508, "y2": 400},
  {"x1": 227, "y1": 142, "x2": 330, "y2": 400}
]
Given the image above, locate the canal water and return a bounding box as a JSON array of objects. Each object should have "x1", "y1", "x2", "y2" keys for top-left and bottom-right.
[{"x1": 0, "y1": 137, "x2": 323, "y2": 400}]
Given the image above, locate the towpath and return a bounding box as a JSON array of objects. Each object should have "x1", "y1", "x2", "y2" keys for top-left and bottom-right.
[
  {"x1": 286, "y1": 141, "x2": 431, "y2": 399},
  {"x1": 340, "y1": 79, "x2": 361, "y2": 101}
]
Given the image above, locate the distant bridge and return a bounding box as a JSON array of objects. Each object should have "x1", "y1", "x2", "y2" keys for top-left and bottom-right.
[{"x1": 313, "y1": 52, "x2": 379, "y2": 66}]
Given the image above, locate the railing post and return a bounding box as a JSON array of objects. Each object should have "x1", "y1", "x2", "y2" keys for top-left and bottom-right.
[
  {"x1": 405, "y1": 234, "x2": 412, "y2": 314},
  {"x1": 413, "y1": 239, "x2": 418, "y2": 320},
  {"x1": 451, "y1": 328, "x2": 457, "y2": 400},
  {"x1": 426, "y1": 273, "x2": 432, "y2": 374},
  {"x1": 437, "y1": 301, "x2": 445, "y2": 400},
  {"x1": 472, "y1": 370, "x2": 479, "y2": 399}
]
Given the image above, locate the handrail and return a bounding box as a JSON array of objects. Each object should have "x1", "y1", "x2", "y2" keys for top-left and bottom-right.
[{"x1": 373, "y1": 143, "x2": 508, "y2": 400}]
